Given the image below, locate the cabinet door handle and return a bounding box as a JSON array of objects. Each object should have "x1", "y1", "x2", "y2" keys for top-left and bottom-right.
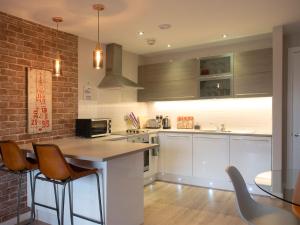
[{"x1": 295, "y1": 133, "x2": 300, "y2": 137}]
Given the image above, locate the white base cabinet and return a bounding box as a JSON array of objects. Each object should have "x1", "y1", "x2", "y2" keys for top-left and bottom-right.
[
  {"x1": 193, "y1": 134, "x2": 230, "y2": 181},
  {"x1": 160, "y1": 133, "x2": 193, "y2": 176},
  {"x1": 158, "y1": 132, "x2": 272, "y2": 195},
  {"x1": 229, "y1": 135, "x2": 272, "y2": 184}
]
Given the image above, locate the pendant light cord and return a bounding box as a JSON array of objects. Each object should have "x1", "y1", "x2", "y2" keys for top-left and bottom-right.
[
  {"x1": 56, "y1": 22, "x2": 58, "y2": 51},
  {"x1": 97, "y1": 10, "x2": 100, "y2": 44}
]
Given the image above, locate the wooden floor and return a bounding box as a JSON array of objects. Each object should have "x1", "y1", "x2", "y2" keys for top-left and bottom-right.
[
  {"x1": 33, "y1": 181, "x2": 291, "y2": 225},
  {"x1": 144, "y1": 181, "x2": 291, "y2": 225}
]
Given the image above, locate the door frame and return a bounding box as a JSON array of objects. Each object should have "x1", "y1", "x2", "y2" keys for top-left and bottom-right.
[{"x1": 287, "y1": 47, "x2": 300, "y2": 169}]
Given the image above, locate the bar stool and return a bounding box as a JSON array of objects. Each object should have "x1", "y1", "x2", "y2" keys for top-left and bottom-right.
[
  {"x1": 31, "y1": 143, "x2": 104, "y2": 225},
  {"x1": 0, "y1": 140, "x2": 38, "y2": 225}
]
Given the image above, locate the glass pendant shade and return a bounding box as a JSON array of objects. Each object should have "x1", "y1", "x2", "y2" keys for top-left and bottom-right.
[
  {"x1": 93, "y1": 43, "x2": 103, "y2": 69},
  {"x1": 53, "y1": 51, "x2": 62, "y2": 77}
]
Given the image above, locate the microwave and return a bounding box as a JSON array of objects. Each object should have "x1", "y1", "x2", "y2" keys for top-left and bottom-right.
[{"x1": 76, "y1": 118, "x2": 111, "y2": 138}]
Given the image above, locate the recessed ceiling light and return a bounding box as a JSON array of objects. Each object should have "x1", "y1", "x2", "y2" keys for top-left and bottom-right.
[
  {"x1": 167, "y1": 44, "x2": 171, "y2": 48},
  {"x1": 138, "y1": 31, "x2": 144, "y2": 36},
  {"x1": 222, "y1": 34, "x2": 228, "y2": 38},
  {"x1": 146, "y1": 38, "x2": 156, "y2": 46},
  {"x1": 158, "y1": 24, "x2": 172, "y2": 30}
]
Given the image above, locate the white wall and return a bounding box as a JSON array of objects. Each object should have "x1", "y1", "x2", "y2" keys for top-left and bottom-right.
[{"x1": 78, "y1": 37, "x2": 148, "y2": 131}]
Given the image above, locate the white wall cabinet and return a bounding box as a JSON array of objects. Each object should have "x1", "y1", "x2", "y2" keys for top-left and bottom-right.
[
  {"x1": 193, "y1": 134, "x2": 230, "y2": 180},
  {"x1": 229, "y1": 135, "x2": 272, "y2": 184},
  {"x1": 160, "y1": 133, "x2": 193, "y2": 176}
]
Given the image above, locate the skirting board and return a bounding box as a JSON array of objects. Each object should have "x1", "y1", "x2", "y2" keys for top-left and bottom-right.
[
  {"x1": 0, "y1": 212, "x2": 30, "y2": 225},
  {"x1": 152, "y1": 172, "x2": 269, "y2": 196}
]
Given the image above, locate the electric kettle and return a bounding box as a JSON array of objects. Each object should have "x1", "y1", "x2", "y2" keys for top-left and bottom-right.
[{"x1": 162, "y1": 116, "x2": 171, "y2": 129}]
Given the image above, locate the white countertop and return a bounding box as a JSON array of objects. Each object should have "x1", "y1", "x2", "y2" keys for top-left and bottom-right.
[{"x1": 138, "y1": 128, "x2": 272, "y2": 137}]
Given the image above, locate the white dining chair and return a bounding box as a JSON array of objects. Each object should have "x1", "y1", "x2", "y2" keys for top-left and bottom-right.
[{"x1": 226, "y1": 166, "x2": 300, "y2": 225}]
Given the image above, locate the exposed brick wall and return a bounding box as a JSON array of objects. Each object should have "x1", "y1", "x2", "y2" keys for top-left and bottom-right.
[{"x1": 0, "y1": 11, "x2": 78, "y2": 222}]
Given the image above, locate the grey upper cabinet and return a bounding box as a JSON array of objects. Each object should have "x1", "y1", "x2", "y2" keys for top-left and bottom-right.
[
  {"x1": 138, "y1": 59, "x2": 199, "y2": 101},
  {"x1": 234, "y1": 48, "x2": 273, "y2": 97}
]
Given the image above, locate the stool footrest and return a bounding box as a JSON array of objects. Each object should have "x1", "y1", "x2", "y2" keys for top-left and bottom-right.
[
  {"x1": 73, "y1": 213, "x2": 103, "y2": 224},
  {"x1": 34, "y1": 202, "x2": 58, "y2": 211}
]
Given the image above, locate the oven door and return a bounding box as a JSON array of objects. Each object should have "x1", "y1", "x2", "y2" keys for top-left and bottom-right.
[
  {"x1": 144, "y1": 150, "x2": 150, "y2": 172},
  {"x1": 90, "y1": 119, "x2": 111, "y2": 136}
]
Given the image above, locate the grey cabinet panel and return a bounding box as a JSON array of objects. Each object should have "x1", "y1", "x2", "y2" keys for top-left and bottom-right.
[
  {"x1": 138, "y1": 78, "x2": 198, "y2": 101},
  {"x1": 139, "y1": 59, "x2": 199, "y2": 83},
  {"x1": 138, "y1": 59, "x2": 199, "y2": 101},
  {"x1": 234, "y1": 48, "x2": 273, "y2": 97}
]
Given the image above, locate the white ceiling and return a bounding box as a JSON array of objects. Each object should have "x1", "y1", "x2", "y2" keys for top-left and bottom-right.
[{"x1": 1, "y1": 0, "x2": 300, "y2": 55}]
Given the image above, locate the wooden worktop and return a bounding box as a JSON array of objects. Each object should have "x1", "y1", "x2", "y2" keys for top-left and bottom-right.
[{"x1": 20, "y1": 137, "x2": 157, "y2": 162}]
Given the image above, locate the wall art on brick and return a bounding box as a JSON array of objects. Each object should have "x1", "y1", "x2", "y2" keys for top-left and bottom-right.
[{"x1": 27, "y1": 68, "x2": 52, "y2": 134}]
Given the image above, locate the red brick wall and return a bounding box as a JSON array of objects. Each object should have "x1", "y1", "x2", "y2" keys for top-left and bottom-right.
[{"x1": 0, "y1": 11, "x2": 78, "y2": 222}]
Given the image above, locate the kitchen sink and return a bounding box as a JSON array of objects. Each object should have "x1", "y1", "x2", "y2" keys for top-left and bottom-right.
[{"x1": 198, "y1": 129, "x2": 232, "y2": 133}]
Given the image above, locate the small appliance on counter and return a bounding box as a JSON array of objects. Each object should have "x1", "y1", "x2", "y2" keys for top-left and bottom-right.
[
  {"x1": 76, "y1": 118, "x2": 111, "y2": 138},
  {"x1": 145, "y1": 119, "x2": 160, "y2": 129},
  {"x1": 162, "y1": 116, "x2": 171, "y2": 129}
]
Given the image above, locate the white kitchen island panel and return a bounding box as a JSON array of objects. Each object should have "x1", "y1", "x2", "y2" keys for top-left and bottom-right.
[{"x1": 27, "y1": 152, "x2": 144, "y2": 225}]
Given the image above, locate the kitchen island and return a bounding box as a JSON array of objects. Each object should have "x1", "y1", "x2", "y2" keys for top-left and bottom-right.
[{"x1": 21, "y1": 137, "x2": 158, "y2": 225}]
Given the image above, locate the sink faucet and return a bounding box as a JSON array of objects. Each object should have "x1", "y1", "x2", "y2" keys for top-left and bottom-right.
[
  {"x1": 220, "y1": 124, "x2": 226, "y2": 132},
  {"x1": 209, "y1": 122, "x2": 219, "y2": 131}
]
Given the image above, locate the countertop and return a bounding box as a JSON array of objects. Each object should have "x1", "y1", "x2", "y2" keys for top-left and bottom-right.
[
  {"x1": 154, "y1": 129, "x2": 272, "y2": 137},
  {"x1": 111, "y1": 129, "x2": 272, "y2": 138},
  {"x1": 20, "y1": 137, "x2": 158, "y2": 162}
]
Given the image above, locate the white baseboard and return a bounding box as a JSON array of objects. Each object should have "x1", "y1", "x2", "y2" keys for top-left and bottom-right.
[
  {"x1": 0, "y1": 212, "x2": 30, "y2": 225},
  {"x1": 155, "y1": 172, "x2": 269, "y2": 196}
]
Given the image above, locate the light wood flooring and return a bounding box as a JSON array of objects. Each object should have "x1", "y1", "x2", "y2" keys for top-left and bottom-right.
[
  {"x1": 143, "y1": 181, "x2": 291, "y2": 225},
  {"x1": 33, "y1": 181, "x2": 291, "y2": 225}
]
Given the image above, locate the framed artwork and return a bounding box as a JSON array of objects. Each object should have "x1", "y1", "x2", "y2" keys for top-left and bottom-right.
[{"x1": 27, "y1": 68, "x2": 52, "y2": 134}]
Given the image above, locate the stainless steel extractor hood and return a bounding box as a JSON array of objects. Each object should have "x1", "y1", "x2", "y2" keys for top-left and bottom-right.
[{"x1": 98, "y1": 43, "x2": 143, "y2": 89}]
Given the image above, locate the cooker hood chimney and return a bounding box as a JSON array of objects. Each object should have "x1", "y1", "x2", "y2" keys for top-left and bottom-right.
[{"x1": 98, "y1": 43, "x2": 143, "y2": 89}]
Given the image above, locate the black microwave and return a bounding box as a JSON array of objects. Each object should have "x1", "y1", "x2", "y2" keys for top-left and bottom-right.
[{"x1": 76, "y1": 119, "x2": 111, "y2": 138}]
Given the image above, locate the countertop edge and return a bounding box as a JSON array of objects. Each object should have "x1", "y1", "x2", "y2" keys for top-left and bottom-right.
[{"x1": 140, "y1": 129, "x2": 272, "y2": 137}]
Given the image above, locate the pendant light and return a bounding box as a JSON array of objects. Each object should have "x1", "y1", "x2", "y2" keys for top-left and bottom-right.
[
  {"x1": 93, "y1": 4, "x2": 104, "y2": 69},
  {"x1": 52, "y1": 17, "x2": 63, "y2": 77}
]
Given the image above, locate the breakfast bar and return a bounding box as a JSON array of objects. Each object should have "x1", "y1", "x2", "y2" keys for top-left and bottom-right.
[{"x1": 21, "y1": 137, "x2": 157, "y2": 225}]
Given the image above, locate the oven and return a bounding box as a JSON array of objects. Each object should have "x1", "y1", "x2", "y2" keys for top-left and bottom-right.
[
  {"x1": 127, "y1": 133, "x2": 152, "y2": 172},
  {"x1": 76, "y1": 118, "x2": 111, "y2": 138}
]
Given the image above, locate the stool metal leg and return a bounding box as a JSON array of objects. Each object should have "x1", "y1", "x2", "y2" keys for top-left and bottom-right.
[
  {"x1": 29, "y1": 171, "x2": 36, "y2": 221},
  {"x1": 16, "y1": 173, "x2": 22, "y2": 225},
  {"x1": 68, "y1": 181, "x2": 74, "y2": 225},
  {"x1": 30, "y1": 173, "x2": 39, "y2": 225},
  {"x1": 61, "y1": 183, "x2": 67, "y2": 225},
  {"x1": 95, "y1": 173, "x2": 104, "y2": 224},
  {"x1": 53, "y1": 183, "x2": 61, "y2": 225}
]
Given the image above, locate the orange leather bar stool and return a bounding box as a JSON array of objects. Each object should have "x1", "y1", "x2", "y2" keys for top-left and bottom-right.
[
  {"x1": 0, "y1": 140, "x2": 38, "y2": 225},
  {"x1": 31, "y1": 144, "x2": 104, "y2": 225}
]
